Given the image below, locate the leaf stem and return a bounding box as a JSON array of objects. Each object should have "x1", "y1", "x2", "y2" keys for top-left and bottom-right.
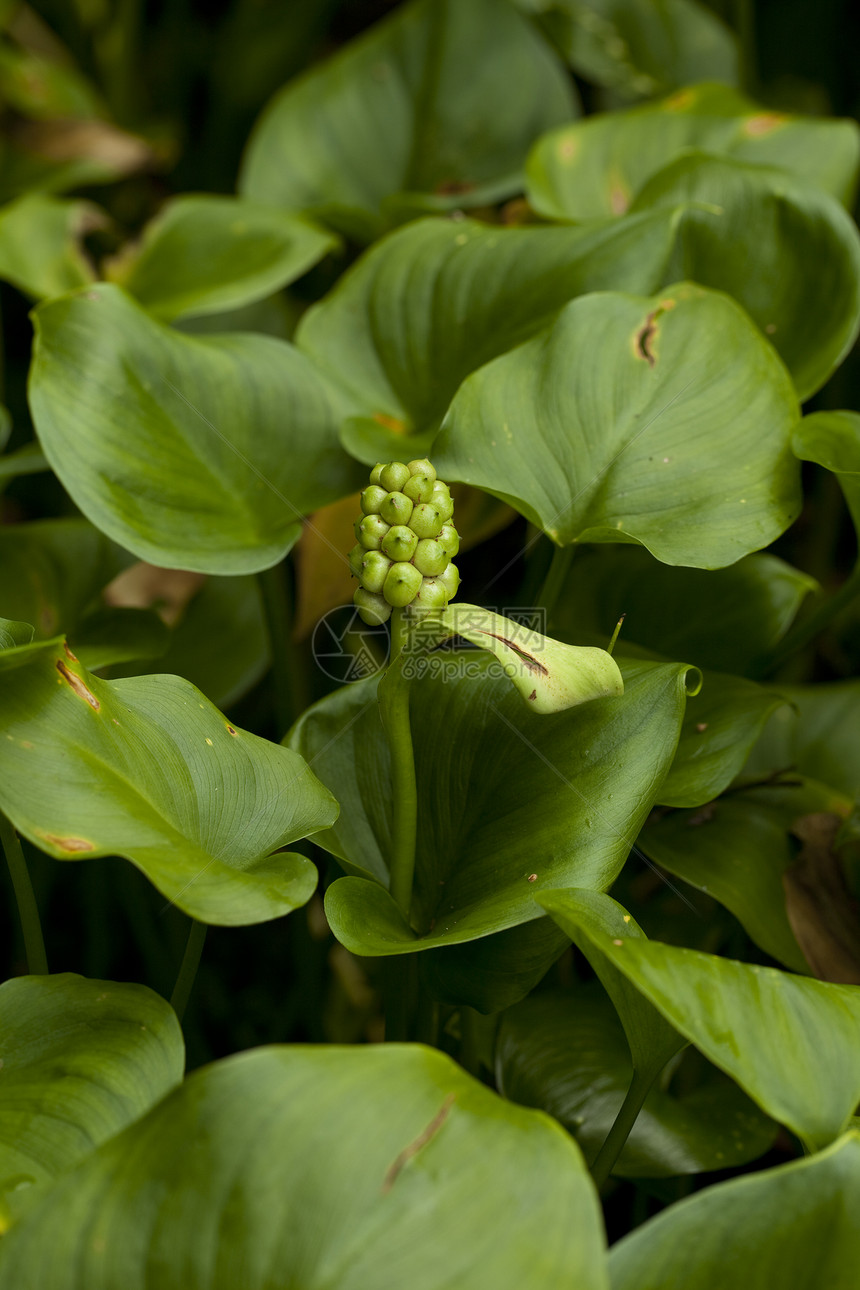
[
  {"x1": 0, "y1": 811, "x2": 48, "y2": 975},
  {"x1": 170, "y1": 918, "x2": 207, "y2": 1022},
  {"x1": 590, "y1": 1067, "x2": 654, "y2": 1191},
  {"x1": 384, "y1": 610, "x2": 418, "y2": 923},
  {"x1": 755, "y1": 561, "x2": 860, "y2": 677},
  {"x1": 538, "y1": 543, "x2": 574, "y2": 619}
]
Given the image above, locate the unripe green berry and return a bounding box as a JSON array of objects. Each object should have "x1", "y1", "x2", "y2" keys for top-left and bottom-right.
[
  {"x1": 360, "y1": 484, "x2": 387, "y2": 515},
  {"x1": 407, "y1": 458, "x2": 436, "y2": 482},
  {"x1": 380, "y1": 461, "x2": 410, "y2": 492},
  {"x1": 382, "y1": 524, "x2": 418, "y2": 561},
  {"x1": 348, "y1": 543, "x2": 365, "y2": 578},
  {"x1": 436, "y1": 561, "x2": 460, "y2": 599},
  {"x1": 403, "y1": 472, "x2": 435, "y2": 504},
  {"x1": 437, "y1": 523, "x2": 460, "y2": 558},
  {"x1": 410, "y1": 503, "x2": 444, "y2": 539},
  {"x1": 357, "y1": 514, "x2": 390, "y2": 549},
  {"x1": 414, "y1": 578, "x2": 448, "y2": 609},
  {"x1": 380, "y1": 490, "x2": 414, "y2": 526},
  {"x1": 369, "y1": 463, "x2": 386, "y2": 485},
  {"x1": 413, "y1": 538, "x2": 449, "y2": 577},
  {"x1": 383, "y1": 561, "x2": 423, "y2": 607},
  {"x1": 354, "y1": 587, "x2": 392, "y2": 625},
  {"x1": 360, "y1": 550, "x2": 392, "y2": 593},
  {"x1": 430, "y1": 481, "x2": 454, "y2": 521}
]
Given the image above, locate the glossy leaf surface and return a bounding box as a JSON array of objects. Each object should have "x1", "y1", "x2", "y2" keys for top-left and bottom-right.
[
  {"x1": 0, "y1": 194, "x2": 100, "y2": 299},
  {"x1": 0, "y1": 641, "x2": 337, "y2": 925},
  {"x1": 527, "y1": 81, "x2": 860, "y2": 220},
  {"x1": 29, "y1": 284, "x2": 362, "y2": 574},
  {"x1": 0, "y1": 974, "x2": 183, "y2": 1198},
  {"x1": 289, "y1": 656, "x2": 689, "y2": 956},
  {"x1": 793, "y1": 409, "x2": 860, "y2": 536},
  {"x1": 296, "y1": 212, "x2": 680, "y2": 444},
  {"x1": 0, "y1": 1044, "x2": 609, "y2": 1290},
  {"x1": 108, "y1": 195, "x2": 337, "y2": 321},
  {"x1": 436, "y1": 284, "x2": 801, "y2": 566},
  {"x1": 610, "y1": 1131, "x2": 860, "y2": 1290},
  {"x1": 240, "y1": 0, "x2": 577, "y2": 241},
  {"x1": 540, "y1": 889, "x2": 860, "y2": 1149},
  {"x1": 497, "y1": 986, "x2": 776, "y2": 1176}
]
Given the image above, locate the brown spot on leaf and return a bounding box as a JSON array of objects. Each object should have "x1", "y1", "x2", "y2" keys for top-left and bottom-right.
[
  {"x1": 696, "y1": 722, "x2": 708, "y2": 733},
  {"x1": 39, "y1": 832, "x2": 95, "y2": 853},
  {"x1": 373, "y1": 412, "x2": 407, "y2": 435},
  {"x1": 528, "y1": 689, "x2": 537, "y2": 701},
  {"x1": 227, "y1": 725, "x2": 237, "y2": 735},
  {"x1": 485, "y1": 633, "x2": 549, "y2": 676},
  {"x1": 63, "y1": 642, "x2": 78, "y2": 661},
  {"x1": 527, "y1": 873, "x2": 538, "y2": 882},
  {"x1": 56, "y1": 660, "x2": 100, "y2": 710},
  {"x1": 635, "y1": 310, "x2": 660, "y2": 367},
  {"x1": 383, "y1": 1095, "x2": 456, "y2": 1192},
  {"x1": 744, "y1": 113, "x2": 786, "y2": 137},
  {"x1": 435, "y1": 178, "x2": 474, "y2": 196}
]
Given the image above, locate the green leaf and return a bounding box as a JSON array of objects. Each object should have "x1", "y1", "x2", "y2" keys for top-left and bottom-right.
[
  {"x1": 427, "y1": 603, "x2": 623, "y2": 712},
  {"x1": 527, "y1": 81, "x2": 860, "y2": 220},
  {"x1": 435, "y1": 283, "x2": 801, "y2": 566},
  {"x1": 0, "y1": 1044, "x2": 609, "y2": 1290},
  {"x1": 745, "y1": 681, "x2": 860, "y2": 799},
  {"x1": 640, "y1": 778, "x2": 850, "y2": 971},
  {"x1": 539, "y1": 890, "x2": 860, "y2": 1149},
  {"x1": 536, "y1": 890, "x2": 684, "y2": 1075},
  {"x1": 497, "y1": 986, "x2": 776, "y2": 1177},
  {"x1": 296, "y1": 211, "x2": 681, "y2": 444},
  {"x1": 0, "y1": 194, "x2": 102, "y2": 299},
  {"x1": 239, "y1": 0, "x2": 578, "y2": 242},
  {"x1": 0, "y1": 618, "x2": 34, "y2": 650},
  {"x1": 656, "y1": 672, "x2": 789, "y2": 808},
  {"x1": 107, "y1": 195, "x2": 338, "y2": 322},
  {"x1": 0, "y1": 442, "x2": 50, "y2": 489},
  {"x1": 793, "y1": 410, "x2": 860, "y2": 538},
  {"x1": 418, "y1": 917, "x2": 572, "y2": 1013},
  {"x1": 29, "y1": 284, "x2": 363, "y2": 574},
  {"x1": 609, "y1": 1131, "x2": 860, "y2": 1290},
  {"x1": 516, "y1": 1, "x2": 738, "y2": 100},
  {"x1": 0, "y1": 642, "x2": 338, "y2": 925},
  {"x1": 551, "y1": 546, "x2": 817, "y2": 674},
  {"x1": 0, "y1": 974, "x2": 183, "y2": 1208},
  {"x1": 628, "y1": 154, "x2": 860, "y2": 399},
  {"x1": 288, "y1": 655, "x2": 689, "y2": 957}
]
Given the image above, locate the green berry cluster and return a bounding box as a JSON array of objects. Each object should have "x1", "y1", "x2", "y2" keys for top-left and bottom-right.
[{"x1": 349, "y1": 459, "x2": 460, "y2": 625}]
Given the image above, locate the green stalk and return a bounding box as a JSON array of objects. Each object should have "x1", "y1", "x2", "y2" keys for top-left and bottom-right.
[
  {"x1": 385, "y1": 609, "x2": 418, "y2": 924},
  {"x1": 538, "y1": 544, "x2": 574, "y2": 620},
  {"x1": 755, "y1": 562, "x2": 860, "y2": 677},
  {"x1": 0, "y1": 810, "x2": 48, "y2": 975},
  {"x1": 590, "y1": 1067, "x2": 654, "y2": 1191},
  {"x1": 170, "y1": 919, "x2": 207, "y2": 1022}
]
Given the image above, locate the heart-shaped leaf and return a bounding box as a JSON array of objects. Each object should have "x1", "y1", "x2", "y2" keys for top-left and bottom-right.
[
  {"x1": 641, "y1": 778, "x2": 853, "y2": 971},
  {"x1": 106, "y1": 195, "x2": 338, "y2": 322},
  {"x1": 288, "y1": 655, "x2": 690, "y2": 956},
  {"x1": 239, "y1": 0, "x2": 577, "y2": 242},
  {"x1": 29, "y1": 284, "x2": 364, "y2": 574},
  {"x1": 0, "y1": 974, "x2": 183, "y2": 1210},
  {"x1": 609, "y1": 1130, "x2": 860, "y2": 1290},
  {"x1": 435, "y1": 283, "x2": 801, "y2": 566},
  {"x1": 0, "y1": 194, "x2": 102, "y2": 299},
  {"x1": 296, "y1": 211, "x2": 681, "y2": 446},
  {"x1": 0, "y1": 1044, "x2": 609, "y2": 1290},
  {"x1": 539, "y1": 888, "x2": 860, "y2": 1150},
  {"x1": 497, "y1": 985, "x2": 776, "y2": 1177},
  {"x1": 746, "y1": 680, "x2": 860, "y2": 799},
  {"x1": 517, "y1": 1, "x2": 738, "y2": 102},
  {"x1": 629, "y1": 154, "x2": 860, "y2": 399},
  {"x1": 0, "y1": 640, "x2": 338, "y2": 925},
  {"x1": 527, "y1": 81, "x2": 860, "y2": 220}
]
